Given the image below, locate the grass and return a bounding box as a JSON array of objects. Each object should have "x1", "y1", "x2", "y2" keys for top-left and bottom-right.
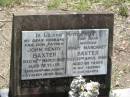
[
  {"x1": 47, "y1": 0, "x2": 130, "y2": 17},
  {"x1": 0, "y1": 0, "x2": 12, "y2": 6},
  {"x1": 71, "y1": 0, "x2": 91, "y2": 11},
  {"x1": 0, "y1": 0, "x2": 22, "y2": 7},
  {"x1": 48, "y1": 0, "x2": 92, "y2": 11},
  {"x1": 118, "y1": 3, "x2": 129, "y2": 17},
  {"x1": 0, "y1": 0, "x2": 129, "y2": 17},
  {"x1": 48, "y1": 0, "x2": 64, "y2": 10},
  {"x1": 102, "y1": 0, "x2": 125, "y2": 7}
]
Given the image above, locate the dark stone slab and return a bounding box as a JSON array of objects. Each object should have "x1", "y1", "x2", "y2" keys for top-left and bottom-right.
[{"x1": 9, "y1": 12, "x2": 114, "y2": 97}]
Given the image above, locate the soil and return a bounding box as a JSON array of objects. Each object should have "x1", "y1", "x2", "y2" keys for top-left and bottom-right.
[{"x1": 0, "y1": 1, "x2": 130, "y2": 89}]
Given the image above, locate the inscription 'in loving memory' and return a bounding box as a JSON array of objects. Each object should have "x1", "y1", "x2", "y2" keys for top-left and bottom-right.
[{"x1": 22, "y1": 29, "x2": 109, "y2": 80}]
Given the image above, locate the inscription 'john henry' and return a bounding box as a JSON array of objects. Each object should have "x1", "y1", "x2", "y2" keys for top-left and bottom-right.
[{"x1": 22, "y1": 29, "x2": 109, "y2": 80}]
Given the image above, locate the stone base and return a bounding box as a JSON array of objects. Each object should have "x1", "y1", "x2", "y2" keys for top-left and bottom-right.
[{"x1": 1, "y1": 88, "x2": 130, "y2": 97}]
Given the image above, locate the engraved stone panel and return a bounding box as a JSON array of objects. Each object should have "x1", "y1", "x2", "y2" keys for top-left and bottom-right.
[
  {"x1": 22, "y1": 29, "x2": 109, "y2": 80},
  {"x1": 67, "y1": 29, "x2": 109, "y2": 76},
  {"x1": 22, "y1": 31, "x2": 66, "y2": 80}
]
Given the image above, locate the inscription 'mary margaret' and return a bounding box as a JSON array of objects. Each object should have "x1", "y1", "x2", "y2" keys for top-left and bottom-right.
[{"x1": 22, "y1": 29, "x2": 109, "y2": 80}]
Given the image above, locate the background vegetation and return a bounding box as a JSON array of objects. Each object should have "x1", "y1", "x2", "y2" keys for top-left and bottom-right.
[
  {"x1": 0, "y1": 0, "x2": 130, "y2": 17},
  {"x1": 0, "y1": 0, "x2": 22, "y2": 6},
  {"x1": 47, "y1": 0, "x2": 130, "y2": 17}
]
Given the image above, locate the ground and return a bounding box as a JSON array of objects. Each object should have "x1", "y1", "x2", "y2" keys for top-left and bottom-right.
[{"x1": 0, "y1": 1, "x2": 130, "y2": 89}]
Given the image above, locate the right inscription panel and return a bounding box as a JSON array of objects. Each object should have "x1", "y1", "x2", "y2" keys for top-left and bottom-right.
[{"x1": 67, "y1": 29, "x2": 109, "y2": 76}]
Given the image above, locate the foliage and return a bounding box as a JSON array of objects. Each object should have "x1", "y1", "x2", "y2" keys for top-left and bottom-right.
[
  {"x1": 0, "y1": 0, "x2": 22, "y2": 7},
  {"x1": 118, "y1": 3, "x2": 129, "y2": 17},
  {"x1": 48, "y1": 0, "x2": 64, "y2": 10},
  {"x1": 48, "y1": 0, "x2": 91, "y2": 11},
  {"x1": 47, "y1": 0, "x2": 129, "y2": 17},
  {"x1": 0, "y1": 0, "x2": 12, "y2": 6},
  {"x1": 102, "y1": 0, "x2": 129, "y2": 17},
  {"x1": 0, "y1": 0, "x2": 129, "y2": 17},
  {"x1": 71, "y1": 0, "x2": 91, "y2": 11}
]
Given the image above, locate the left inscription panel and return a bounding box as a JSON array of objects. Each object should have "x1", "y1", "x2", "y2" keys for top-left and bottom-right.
[{"x1": 22, "y1": 31, "x2": 66, "y2": 80}]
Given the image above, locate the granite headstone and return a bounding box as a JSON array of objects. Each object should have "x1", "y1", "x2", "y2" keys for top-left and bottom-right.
[{"x1": 9, "y1": 13, "x2": 114, "y2": 97}]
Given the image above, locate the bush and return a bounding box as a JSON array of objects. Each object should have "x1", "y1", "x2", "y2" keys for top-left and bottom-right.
[{"x1": 119, "y1": 3, "x2": 129, "y2": 17}]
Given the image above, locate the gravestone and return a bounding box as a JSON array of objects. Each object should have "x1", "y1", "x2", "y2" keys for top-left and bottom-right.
[{"x1": 9, "y1": 13, "x2": 114, "y2": 97}]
